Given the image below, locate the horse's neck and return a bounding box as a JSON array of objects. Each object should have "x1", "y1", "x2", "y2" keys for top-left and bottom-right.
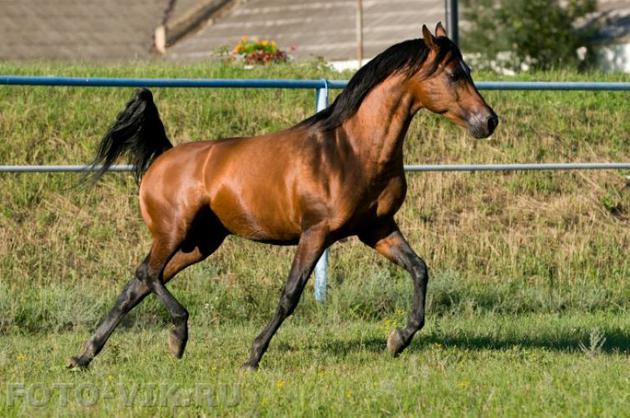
[{"x1": 341, "y1": 76, "x2": 416, "y2": 176}]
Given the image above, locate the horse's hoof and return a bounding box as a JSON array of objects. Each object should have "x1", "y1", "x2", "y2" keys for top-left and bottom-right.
[
  {"x1": 67, "y1": 356, "x2": 90, "y2": 370},
  {"x1": 240, "y1": 362, "x2": 258, "y2": 373},
  {"x1": 387, "y1": 328, "x2": 406, "y2": 357},
  {"x1": 168, "y1": 332, "x2": 187, "y2": 359}
]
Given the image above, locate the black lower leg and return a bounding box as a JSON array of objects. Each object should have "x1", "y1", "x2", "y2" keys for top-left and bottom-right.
[
  {"x1": 68, "y1": 277, "x2": 150, "y2": 369},
  {"x1": 387, "y1": 246, "x2": 429, "y2": 356},
  {"x1": 243, "y1": 227, "x2": 327, "y2": 370},
  {"x1": 360, "y1": 222, "x2": 429, "y2": 357},
  {"x1": 139, "y1": 260, "x2": 190, "y2": 359},
  {"x1": 243, "y1": 291, "x2": 300, "y2": 370}
]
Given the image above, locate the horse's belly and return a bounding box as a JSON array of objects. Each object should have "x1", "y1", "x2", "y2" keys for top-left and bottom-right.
[
  {"x1": 217, "y1": 209, "x2": 301, "y2": 243},
  {"x1": 210, "y1": 189, "x2": 301, "y2": 243}
]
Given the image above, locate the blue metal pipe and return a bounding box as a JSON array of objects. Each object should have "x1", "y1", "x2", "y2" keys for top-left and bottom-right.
[
  {"x1": 476, "y1": 81, "x2": 630, "y2": 91},
  {"x1": 0, "y1": 165, "x2": 134, "y2": 173},
  {"x1": 2, "y1": 163, "x2": 629, "y2": 173},
  {"x1": 1, "y1": 76, "x2": 629, "y2": 91},
  {"x1": 404, "y1": 163, "x2": 630, "y2": 171},
  {"x1": 0, "y1": 75, "x2": 344, "y2": 89}
]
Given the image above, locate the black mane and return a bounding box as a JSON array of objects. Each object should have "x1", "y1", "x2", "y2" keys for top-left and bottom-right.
[{"x1": 298, "y1": 37, "x2": 459, "y2": 131}]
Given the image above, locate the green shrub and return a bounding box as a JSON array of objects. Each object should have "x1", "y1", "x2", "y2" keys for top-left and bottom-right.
[{"x1": 461, "y1": 0, "x2": 598, "y2": 71}]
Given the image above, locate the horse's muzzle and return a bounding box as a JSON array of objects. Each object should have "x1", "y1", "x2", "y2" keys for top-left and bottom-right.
[{"x1": 468, "y1": 109, "x2": 498, "y2": 139}]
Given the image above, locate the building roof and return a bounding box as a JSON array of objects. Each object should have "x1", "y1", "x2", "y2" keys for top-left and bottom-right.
[{"x1": 0, "y1": 0, "x2": 169, "y2": 62}]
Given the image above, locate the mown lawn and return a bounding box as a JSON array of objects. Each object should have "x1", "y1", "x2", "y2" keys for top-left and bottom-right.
[{"x1": 0, "y1": 62, "x2": 629, "y2": 416}]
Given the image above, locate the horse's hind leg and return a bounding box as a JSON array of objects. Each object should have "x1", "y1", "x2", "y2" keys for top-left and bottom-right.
[
  {"x1": 68, "y1": 277, "x2": 151, "y2": 369},
  {"x1": 359, "y1": 219, "x2": 429, "y2": 356},
  {"x1": 153, "y1": 218, "x2": 228, "y2": 358},
  {"x1": 138, "y1": 227, "x2": 227, "y2": 359},
  {"x1": 67, "y1": 250, "x2": 199, "y2": 370},
  {"x1": 68, "y1": 229, "x2": 225, "y2": 369},
  {"x1": 136, "y1": 248, "x2": 191, "y2": 358}
]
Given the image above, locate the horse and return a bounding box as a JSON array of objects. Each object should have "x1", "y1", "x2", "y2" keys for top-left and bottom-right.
[{"x1": 68, "y1": 23, "x2": 498, "y2": 371}]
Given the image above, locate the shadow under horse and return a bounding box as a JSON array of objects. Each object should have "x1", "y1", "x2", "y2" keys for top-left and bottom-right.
[{"x1": 69, "y1": 23, "x2": 498, "y2": 371}]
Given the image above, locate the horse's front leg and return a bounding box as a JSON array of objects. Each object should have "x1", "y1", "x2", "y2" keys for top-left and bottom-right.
[
  {"x1": 243, "y1": 225, "x2": 328, "y2": 371},
  {"x1": 359, "y1": 219, "x2": 429, "y2": 356}
]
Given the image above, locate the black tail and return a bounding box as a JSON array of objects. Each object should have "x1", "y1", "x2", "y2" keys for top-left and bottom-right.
[{"x1": 85, "y1": 88, "x2": 173, "y2": 184}]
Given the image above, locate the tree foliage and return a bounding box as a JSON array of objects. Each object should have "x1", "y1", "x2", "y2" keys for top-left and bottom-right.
[{"x1": 461, "y1": 0, "x2": 599, "y2": 72}]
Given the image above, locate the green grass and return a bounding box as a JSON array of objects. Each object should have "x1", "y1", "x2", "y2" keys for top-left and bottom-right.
[
  {"x1": 1, "y1": 313, "x2": 629, "y2": 416},
  {"x1": 0, "y1": 62, "x2": 629, "y2": 416}
]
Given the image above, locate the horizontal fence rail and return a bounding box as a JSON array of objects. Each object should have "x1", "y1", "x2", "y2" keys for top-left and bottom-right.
[
  {"x1": 403, "y1": 163, "x2": 630, "y2": 172},
  {"x1": 0, "y1": 76, "x2": 347, "y2": 89},
  {"x1": 475, "y1": 81, "x2": 630, "y2": 91},
  {"x1": 1, "y1": 76, "x2": 630, "y2": 91},
  {"x1": 0, "y1": 165, "x2": 135, "y2": 173},
  {"x1": 2, "y1": 163, "x2": 630, "y2": 173}
]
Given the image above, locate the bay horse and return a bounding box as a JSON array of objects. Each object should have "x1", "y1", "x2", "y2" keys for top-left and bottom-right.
[{"x1": 69, "y1": 23, "x2": 497, "y2": 371}]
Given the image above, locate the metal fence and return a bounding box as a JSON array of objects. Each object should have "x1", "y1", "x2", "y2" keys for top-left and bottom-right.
[
  {"x1": 1, "y1": 75, "x2": 629, "y2": 301},
  {"x1": 2, "y1": 76, "x2": 630, "y2": 90}
]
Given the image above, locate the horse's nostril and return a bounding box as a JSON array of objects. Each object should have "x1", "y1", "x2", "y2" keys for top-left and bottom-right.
[{"x1": 487, "y1": 114, "x2": 498, "y2": 133}]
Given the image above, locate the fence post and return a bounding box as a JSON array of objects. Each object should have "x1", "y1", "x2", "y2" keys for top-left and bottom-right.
[
  {"x1": 444, "y1": 0, "x2": 459, "y2": 45},
  {"x1": 314, "y1": 82, "x2": 329, "y2": 302}
]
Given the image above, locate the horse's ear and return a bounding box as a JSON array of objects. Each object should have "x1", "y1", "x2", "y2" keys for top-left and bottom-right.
[
  {"x1": 422, "y1": 24, "x2": 436, "y2": 49},
  {"x1": 435, "y1": 21, "x2": 447, "y2": 38}
]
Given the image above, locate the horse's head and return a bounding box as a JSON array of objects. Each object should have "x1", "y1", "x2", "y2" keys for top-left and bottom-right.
[{"x1": 412, "y1": 23, "x2": 498, "y2": 139}]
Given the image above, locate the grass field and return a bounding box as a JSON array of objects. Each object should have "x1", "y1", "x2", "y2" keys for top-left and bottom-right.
[
  {"x1": 2, "y1": 313, "x2": 629, "y2": 416},
  {"x1": 0, "y1": 61, "x2": 629, "y2": 416}
]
